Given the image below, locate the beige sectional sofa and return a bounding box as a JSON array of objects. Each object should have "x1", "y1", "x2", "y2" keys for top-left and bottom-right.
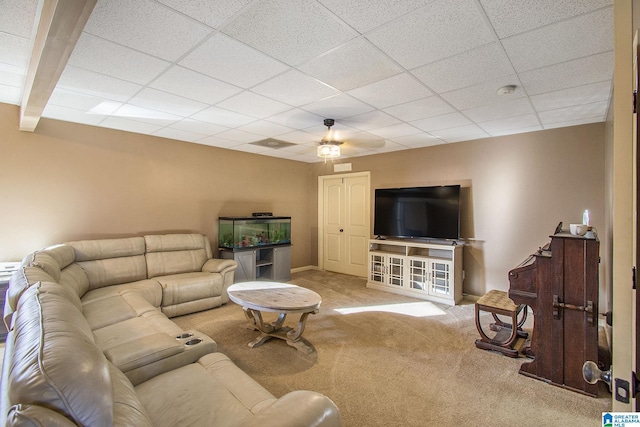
[{"x1": 1, "y1": 233, "x2": 340, "y2": 426}]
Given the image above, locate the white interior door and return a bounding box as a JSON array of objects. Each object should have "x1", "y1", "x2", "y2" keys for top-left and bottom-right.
[{"x1": 319, "y1": 172, "x2": 370, "y2": 277}]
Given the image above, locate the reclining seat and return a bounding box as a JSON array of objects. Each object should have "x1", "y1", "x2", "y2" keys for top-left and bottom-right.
[
  {"x1": 144, "y1": 234, "x2": 237, "y2": 317},
  {"x1": 3, "y1": 282, "x2": 341, "y2": 427}
]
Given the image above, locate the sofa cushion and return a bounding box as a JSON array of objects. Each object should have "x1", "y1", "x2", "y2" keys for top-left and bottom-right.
[
  {"x1": 69, "y1": 237, "x2": 146, "y2": 261},
  {"x1": 4, "y1": 267, "x2": 56, "y2": 330},
  {"x1": 8, "y1": 282, "x2": 113, "y2": 426},
  {"x1": 7, "y1": 404, "x2": 79, "y2": 427},
  {"x1": 27, "y1": 252, "x2": 61, "y2": 282},
  {"x1": 156, "y1": 272, "x2": 223, "y2": 307},
  {"x1": 135, "y1": 352, "x2": 278, "y2": 427},
  {"x1": 76, "y1": 255, "x2": 147, "y2": 290},
  {"x1": 58, "y1": 263, "x2": 90, "y2": 298},
  {"x1": 145, "y1": 234, "x2": 209, "y2": 277}
]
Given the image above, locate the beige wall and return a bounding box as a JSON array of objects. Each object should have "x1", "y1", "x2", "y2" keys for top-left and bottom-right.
[
  {"x1": 1, "y1": 102, "x2": 607, "y2": 301},
  {"x1": 311, "y1": 124, "x2": 606, "y2": 297},
  {"x1": 0, "y1": 103, "x2": 313, "y2": 268}
]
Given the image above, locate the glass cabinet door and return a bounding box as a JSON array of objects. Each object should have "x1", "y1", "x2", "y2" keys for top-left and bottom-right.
[
  {"x1": 409, "y1": 258, "x2": 428, "y2": 291},
  {"x1": 386, "y1": 256, "x2": 404, "y2": 287},
  {"x1": 429, "y1": 260, "x2": 452, "y2": 296},
  {"x1": 370, "y1": 253, "x2": 385, "y2": 283}
]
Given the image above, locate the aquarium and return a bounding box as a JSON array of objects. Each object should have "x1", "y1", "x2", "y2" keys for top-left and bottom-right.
[{"x1": 218, "y1": 216, "x2": 291, "y2": 249}]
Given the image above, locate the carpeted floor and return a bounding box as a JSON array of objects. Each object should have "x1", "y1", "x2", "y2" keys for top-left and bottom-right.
[{"x1": 173, "y1": 270, "x2": 611, "y2": 427}]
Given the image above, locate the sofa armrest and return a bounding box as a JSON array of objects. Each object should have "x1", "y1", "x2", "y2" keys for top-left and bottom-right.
[
  {"x1": 248, "y1": 391, "x2": 341, "y2": 427},
  {"x1": 202, "y1": 258, "x2": 237, "y2": 274},
  {"x1": 104, "y1": 333, "x2": 183, "y2": 372}
]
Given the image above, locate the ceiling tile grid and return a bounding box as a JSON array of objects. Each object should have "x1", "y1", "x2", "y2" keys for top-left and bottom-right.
[{"x1": 0, "y1": 0, "x2": 614, "y2": 162}]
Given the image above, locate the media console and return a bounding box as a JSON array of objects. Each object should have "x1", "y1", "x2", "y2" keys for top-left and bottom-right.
[{"x1": 366, "y1": 239, "x2": 463, "y2": 306}]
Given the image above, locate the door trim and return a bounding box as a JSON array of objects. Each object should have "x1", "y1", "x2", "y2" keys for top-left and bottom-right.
[{"x1": 317, "y1": 171, "x2": 371, "y2": 272}]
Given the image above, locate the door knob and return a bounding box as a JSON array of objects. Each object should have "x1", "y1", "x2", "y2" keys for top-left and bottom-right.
[{"x1": 339, "y1": 229, "x2": 344, "y2": 232}]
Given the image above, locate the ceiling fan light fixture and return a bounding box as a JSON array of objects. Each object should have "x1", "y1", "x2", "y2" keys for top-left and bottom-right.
[
  {"x1": 317, "y1": 118, "x2": 343, "y2": 160},
  {"x1": 317, "y1": 143, "x2": 341, "y2": 159}
]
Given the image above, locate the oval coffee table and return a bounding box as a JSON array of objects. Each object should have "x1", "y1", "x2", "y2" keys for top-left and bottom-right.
[{"x1": 227, "y1": 281, "x2": 322, "y2": 354}]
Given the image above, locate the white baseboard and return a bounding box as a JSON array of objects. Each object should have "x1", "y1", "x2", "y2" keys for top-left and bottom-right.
[{"x1": 291, "y1": 265, "x2": 319, "y2": 273}]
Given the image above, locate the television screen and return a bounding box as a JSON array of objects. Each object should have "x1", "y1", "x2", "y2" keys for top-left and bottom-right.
[{"x1": 373, "y1": 185, "x2": 461, "y2": 240}]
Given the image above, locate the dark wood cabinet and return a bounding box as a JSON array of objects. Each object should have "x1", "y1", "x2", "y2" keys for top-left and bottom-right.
[{"x1": 509, "y1": 231, "x2": 599, "y2": 396}]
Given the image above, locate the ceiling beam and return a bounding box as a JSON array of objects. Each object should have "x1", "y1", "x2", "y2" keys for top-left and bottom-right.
[{"x1": 19, "y1": 0, "x2": 96, "y2": 131}]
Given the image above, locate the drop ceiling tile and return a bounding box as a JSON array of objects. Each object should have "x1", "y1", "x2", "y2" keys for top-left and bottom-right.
[
  {"x1": 0, "y1": 33, "x2": 31, "y2": 68},
  {"x1": 362, "y1": 140, "x2": 407, "y2": 154},
  {"x1": 431, "y1": 124, "x2": 489, "y2": 142},
  {"x1": 543, "y1": 117, "x2": 605, "y2": 130},
  {"x1": 368, "y1": 123, "x2": 422, "y2": 139},
  {"x1": 503, "y1": 8, "x2": 613, "y2": 73},
  {"x1": 479, "y1": 0, "x2": 611, "y2": 38},
  {"x1": 190, "y1": 106, "x2": 256, "y2": 127},
  {"x1": 538, "y1": 101, "x2": 609, "y2": 125},
  {"x1": 68, "y1": 34, "x2": 170, "y2": 85},
  {"x1": 0, "y1": 0, "x2": 38, "y2": 38},
  {"x1": 0, "y1": 63, "x2": 26, "y2": 88},
  {"x1": 0, "y1": 83, "x2": 21, "y2": 105},
  {"x1": 47, "y1": 88, "x2": 109, "y2": 112},
  {"x1": 463, "y1": 97, "x2": 534, "y2": 123},
  {"x1": 112, "y1": 104, "x2": 182, "y2": 126},
  {"x1": 277, "y1": 130, "x2": 320, "y2": 144},
  {"x1": 251, "y1": 70, "x2": 339, "y2": 106},
  {"x1": 317, "y1": 0, "x2": 435, "y2": 34},
  {"x1": 390, "y1": 133, "x2": 444, "y2": 147},
  {"x1": 101, "y1": 116, "x2": 164, "y2": 135},
  {"x1": 42, "y1": 104, "x2": 108, "y2": 126},
  {"x1": 267, "y1": 109, "x2": 324, "y2": 129},
  {"x1": 299, "y1": 37, "x2": 402, "y2": 91},
  {"x1": 519, "y1": 51, "x2": 613, "y2": 95},
  {"x1": 157, "y1": 0, "x2": 252, "y2": 29},
  {"x1": 366, "y1": 0, "x2": 496, "y2": 69},
  {"x1": 57, "y1": 66, "x2": 142, "y2": 102},
  {"x1": 129, "y1": 88, "x2": 207, "y2": 117},
  {"x1": 530, "y1": 81, "x2": 611, "y2": 112},
  {"x1": 84, "y1": 0, "x2": 211, "y2": 61},
  {"x1": 412, "y1": 42, "x2": 514, "y2": 93},
  {"x1": 222, "y1": 0, "x2": 356, "y2": 66},
  {"x1": 170, "y1": 119, "x2": 229, "y2": 136},
  {"x1": 440, "y1": 75, "x2": 524, "y2": 110},
  {"x1": 341, "y1": 110, "x2": 401, "y2": 131},
  {"x1": 411, "y1": 112, "x2": 472, "y2": 132},
  {"x1": 237, "y1": 120, "x2": 294, "y2": 137},
  {"x1": 347, "y1": 73, "x2": 432, "y2": 109},
  {"x1": 489, "y1": 126, "x2": 543, "y2": 137},
  {"x1": 214, "y1": 129, "x2": 263, "y2": 143},
  {"x1": 216, "y1": 91, "x2": 291, "y2": 119},
  {"x1": 196, "y1": 135, "x2": 244, "y2": 148},
  {"x1": 383, "y1": 96, "x2": 455, "y2": 122},
  {"x1": 277, "y1": 142, "x2": 315, "y2": 154},
  {"x1": 180, "y1": 34, "x2": 289, "y2": 88},
  {"x1": 150, "y1": 66, "x2": 242, "y2": 105},
  {"x1": 232, "y1": 143, "x2": 272, "y2": 154},
  {"x1": 153, "y1": 127, "x2": 205, "y2": 142},
  {"x1": 300, "y1": 94, "x2": 375, "y2": 119},
  {"x1": 477, "y1": 113, "x2": 541, "y2": 133}
]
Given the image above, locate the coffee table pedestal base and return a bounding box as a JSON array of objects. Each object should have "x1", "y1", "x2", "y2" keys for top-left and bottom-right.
[{"x1": 243, "y1": 308, "x2": 317, "y2": 354}]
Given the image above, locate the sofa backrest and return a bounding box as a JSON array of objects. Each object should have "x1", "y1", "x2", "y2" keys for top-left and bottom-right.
[
  {"x1": 68, "y1": 237, "x2": 147, "y2": 290},
  {"x1": 144, "y1": 234, "x2": 211, "y2": 278},
  {"x1": 4, "y1": 244, "x2": 79, "y2": 330},
  {"x1": 6, "y1": 281, "x2": 153, "y2": 427}
]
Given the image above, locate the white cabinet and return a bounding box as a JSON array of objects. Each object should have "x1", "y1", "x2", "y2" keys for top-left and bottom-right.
[
  {"x1": 220, "y1": 245, "x2": 291, "y2": 282},
  {"x1": 367, "y1": 240, "x2": 463, "y2": 305}
]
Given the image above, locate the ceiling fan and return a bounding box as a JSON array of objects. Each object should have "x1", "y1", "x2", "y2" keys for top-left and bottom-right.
[
  {"x1": 317, "y1": 119, "x2": 343, "y2": 159},
  {"x1": 316, "y1": 118, "x2": 385, "y2": 160}
]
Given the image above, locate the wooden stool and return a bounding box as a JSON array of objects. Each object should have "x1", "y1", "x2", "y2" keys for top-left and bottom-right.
[{"x1": 474, "y1": 290, "x2": 528, "y2": 358}]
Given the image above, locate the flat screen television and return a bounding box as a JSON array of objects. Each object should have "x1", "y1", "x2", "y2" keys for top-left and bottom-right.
[{"x1": 373, "y1": 185, "x2": 461, "y2": 240}]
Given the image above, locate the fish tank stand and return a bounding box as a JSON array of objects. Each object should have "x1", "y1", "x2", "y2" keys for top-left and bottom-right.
[{"x1": 218, "y1": 216, "x2": 291, "y2": 282}]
